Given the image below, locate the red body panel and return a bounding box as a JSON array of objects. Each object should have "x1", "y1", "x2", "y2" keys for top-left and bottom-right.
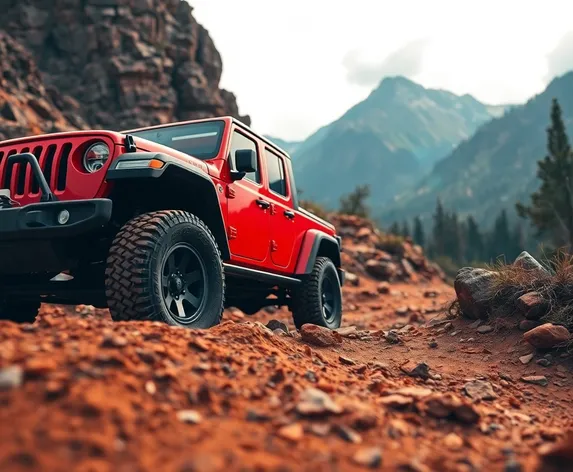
[{"x1": 0, "y1": 117, "x2": 337, "y2": 276}]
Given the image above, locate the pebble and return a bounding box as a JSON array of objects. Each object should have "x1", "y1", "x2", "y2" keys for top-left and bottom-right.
[
  {"x1": 177, "y1": 410, "x2": 202, "y2": 424},
  {"x1": 0, "y1": 366, "x2": 23, "y2": 390},
  {"x1": 277, "y1": 423, "x2": 304, "y2": 442},
  {"x1": 265, "y1": 320, "x2": 289, "y2": 334},
  {"x1": 335, "y1": 424, "x2": 362, "y2": 444},
  {"x1": 477, "y1": 325, "x2": 494, "y2": 334},
  {"x1": 443, "y1": 433, "x2": 464, "y2": 450},
  {"x1": 519, "y1": 353, "x2": 534, "y2": 365},
  {"x1": 296, "y1": 388, "x2": 343, "y2": 416},
  {"x1": 520, "y1": 375, "x2": 548, "y2": 387},
  {"x1": 463, "y1": 379, "x2": 497, "y2": 401},
  {"x1": 352, "y1": 447, "x2": 383, "y2": 468}
]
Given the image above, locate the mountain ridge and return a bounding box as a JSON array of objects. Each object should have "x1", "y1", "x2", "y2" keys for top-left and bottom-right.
[
  {"x1": 290, "y1": 76, "x2": 505, "y2": 209},
  {"x1": 379, "y1": 71, "x2": 573, "y2": 228}
]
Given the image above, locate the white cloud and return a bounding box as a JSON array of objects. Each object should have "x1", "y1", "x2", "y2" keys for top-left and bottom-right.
[{"x1": 190, "y1": 0, "x2": 573, "y2": 141}]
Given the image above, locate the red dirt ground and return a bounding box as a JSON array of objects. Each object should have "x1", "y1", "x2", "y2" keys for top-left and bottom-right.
[{"x1": 1, "y1": 273, "x2": 572, "y2": 472}]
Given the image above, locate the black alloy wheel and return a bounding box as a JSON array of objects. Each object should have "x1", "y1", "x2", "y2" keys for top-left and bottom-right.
[{"x1": 161, "y1": 243, "x2": 208, "y2": 325}]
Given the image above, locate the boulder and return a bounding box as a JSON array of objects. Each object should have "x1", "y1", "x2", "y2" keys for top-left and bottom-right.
[
  {"x1": 453, "y1": 267, "x2": 497, "y2": 320},
  {"x1": 523, "y1": 323, "x2": 570, "y2": 349},
  {"x1": 514, "y1": 251, "x2": 549, "y2": 274}
]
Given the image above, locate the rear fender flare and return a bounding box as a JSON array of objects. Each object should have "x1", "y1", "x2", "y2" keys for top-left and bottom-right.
[{"x1": 295, "y1": 230, "x2": 342, "y2": 280}]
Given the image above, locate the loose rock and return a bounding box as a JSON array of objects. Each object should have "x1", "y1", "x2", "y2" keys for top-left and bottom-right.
[
  {"x1": 296, "y1": 388, "x2": 343, "y2": 416},
  {"x1": 463, "y1": 380, "x2": 497, "y2": 401},
  {"x1": 277, "y1": 423, "x2": 304, "y2": 442},
  {"x1": 0, "y1": 366, "x2": 23, "y2": 390},
  {"x1": 352, "y1": 447, "x2": 382, "y2": 468},
  {"x1": 516, "y1": 292, "x2": 548, "y2": 320},
  {"x1": 520, "y1": 375, "x2": 548, "y2": 387},
  {"x1": 523, "y1": 323, "x2": 570, "y2": 349}
]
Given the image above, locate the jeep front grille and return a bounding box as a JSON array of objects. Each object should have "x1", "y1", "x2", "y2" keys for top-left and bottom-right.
[{"x1": 0, "y1": 142, "x2": 73, "y2": 196}]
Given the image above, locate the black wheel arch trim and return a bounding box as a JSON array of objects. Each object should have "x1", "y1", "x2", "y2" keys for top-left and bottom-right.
[
  {"x1": 303, "y1": 233, "x2": 344, "y2": 285},
  {"x1": 106, "y1": 152, "x2": 230, "y2": 260}
]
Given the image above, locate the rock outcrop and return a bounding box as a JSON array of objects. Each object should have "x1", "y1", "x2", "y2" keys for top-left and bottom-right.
[
  {"x1": 0, "y1": 0, "x2": 249, "y2": 140},
  {"x1": 330, "y1": 214, "x2": 444, "y2": 284}
]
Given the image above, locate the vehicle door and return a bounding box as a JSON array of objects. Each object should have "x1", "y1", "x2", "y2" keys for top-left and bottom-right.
[
  {"x1": 263, "y1": 147, "x2": 296, "y2": 268},
  {"x1": 226, "y1": 128, "x2": 270, "y2": 262}
]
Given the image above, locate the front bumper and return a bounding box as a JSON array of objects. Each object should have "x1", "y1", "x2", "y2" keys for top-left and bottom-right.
[{"x1": 0, "y1": 199, "x2": 113, "y2": 241}]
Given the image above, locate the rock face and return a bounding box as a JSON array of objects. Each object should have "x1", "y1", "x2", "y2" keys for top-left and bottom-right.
[
  {"x1": 0, "y1": 31, "x2": 81, "y2": 141},
  {"x1": 0, "y1": 0, "x2": 249, "y2": 140},
  {"x1": 453, "y1": 268, "x2": 497, "y2": 320}
]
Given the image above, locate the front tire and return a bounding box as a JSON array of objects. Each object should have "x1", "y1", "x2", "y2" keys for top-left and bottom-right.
[
  {"x1": 291, "y1": 257, "x2": 342, "y2": 329},
  {"x1": 105, "y1": 210, "x2": 225, "y2": 328}
]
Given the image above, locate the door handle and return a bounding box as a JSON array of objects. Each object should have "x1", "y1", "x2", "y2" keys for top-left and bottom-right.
[
  {"x1": 256, "y1": 198, "x2": 271, "y2": 210},
  {"x1": 284, "y1": 210, "x2": 295, "y2": 219}
]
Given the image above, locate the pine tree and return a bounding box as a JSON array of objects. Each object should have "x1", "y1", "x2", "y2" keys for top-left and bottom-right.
[
  {"x1": 389, "y1": 221, "x2": 401, "y2": 236},
  {"x1": 465, "y1": 215, "x2": 484, "y2": 263},
  {"x1": 444, "y1": 211, "x2": 462, "y2": 263},
  {"x1": 510, "y1": 223, "x2": 525, "y2": 260},
  {"x1": 432, "y1": 198, "x2": 447, "y2": 256},
  {"x1": 339, "y1": 184, "x2": 371, "y2": 218},
  {"x1": 413, "y1": 216, "x2": 425, "y2": 247},
  {"x1": 488, "y1": 209, "x2": 512, "y2": 262},
  {"x1": 516, "y1": 98, "x2": 573, "y2": 251},
  {"x1": 400, "y1": 221, "x2": 410, "y2": 238}
]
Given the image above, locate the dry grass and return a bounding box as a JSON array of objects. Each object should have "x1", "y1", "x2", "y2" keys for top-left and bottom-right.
[
  {"x1": 377, "y1": 233, "x2": 406, "y2": 257},
  {"x1": 484, "y1": 251, "x2": 573, "y2": 330}
]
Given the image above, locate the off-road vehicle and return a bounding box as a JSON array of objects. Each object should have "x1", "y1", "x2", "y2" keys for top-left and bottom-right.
[{"x1": 0, "y1": 117, "x2": 344, "y2": 329}]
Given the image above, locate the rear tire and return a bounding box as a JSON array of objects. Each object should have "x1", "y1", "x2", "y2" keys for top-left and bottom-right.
[
  {"x1": 0, "y1": 298, "x2": 40, "y2": 324},
  {"x1": 105, "y1": 210, "x2": 225, "y2": 328},
  {"x1": 290, "y1": 257, "x2": 342, "y2": 329}
]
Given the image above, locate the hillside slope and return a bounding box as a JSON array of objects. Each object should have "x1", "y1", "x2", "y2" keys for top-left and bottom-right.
[
  {"x1": 380, "y1": 72, "x2": 573, "y2": 227},
  {"x1": 292, "y1": 76, "x2": 504, "y2": 208},
  {"x1": 0, "y1": 0, "x2": 248, "y2": 140}
]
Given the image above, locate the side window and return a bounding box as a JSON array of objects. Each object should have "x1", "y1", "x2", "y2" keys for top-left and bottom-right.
[
  {"x1": 229, "y1": 130, "x2": 260, "y2": 184},
  {"x1": 265, "y1": 148, "x2": 288, "y2": 197}
]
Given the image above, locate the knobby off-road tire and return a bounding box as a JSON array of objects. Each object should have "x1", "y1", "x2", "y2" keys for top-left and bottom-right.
[
  {"x1": 291, "y1": 256, "x2": 343, "y2": 330},
  {"x1": 0, "y1": 298, "x2": 40, "y2": 324},
  {"x1": 105, "y1": 210, "x2": 225, "y2": 329}
]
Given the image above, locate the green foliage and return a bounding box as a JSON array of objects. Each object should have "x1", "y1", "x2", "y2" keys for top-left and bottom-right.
[
  {"x1": 377, "y1": 233, "x2": 406, "y2": 257},
  {"x1": 388, "y1": 221, "x2": 401, "y2": 236},
  {"x1": 339, "y1": 184, "x2": 371, "y2": 218},
  {"x1": 413, "y1": 216, "x2": 425, "y2": 247},
  {"x1": 517, "y1": 98, "x2": 573, "y2": 252},
  {"x1": 424, "y1": 199, "x2": 526, "y2": 272}
]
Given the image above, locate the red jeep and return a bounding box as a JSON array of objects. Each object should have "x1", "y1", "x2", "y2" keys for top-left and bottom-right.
[{"x1": 0, "y1": 117, "x2": 344, "y2": 329}]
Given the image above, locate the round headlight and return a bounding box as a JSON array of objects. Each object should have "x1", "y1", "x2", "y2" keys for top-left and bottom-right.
[{"x1": 83, "y1": 142, "x2": 110, "y2": 173}]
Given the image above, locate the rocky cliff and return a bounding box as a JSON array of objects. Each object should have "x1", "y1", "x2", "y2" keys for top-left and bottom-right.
[{"x1": 0, "y1": 0, "x2": 249, "y2": 140}]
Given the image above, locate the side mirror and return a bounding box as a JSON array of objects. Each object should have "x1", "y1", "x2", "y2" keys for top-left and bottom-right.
[{"x1": 231, "y1": 149, "x2": 257, "y2": 180}]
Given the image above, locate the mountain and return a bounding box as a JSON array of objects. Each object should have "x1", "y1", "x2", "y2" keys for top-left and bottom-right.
[
  {"x1": 0, "y1": 0, "x2": 248, "y2": 140},
  {"x1": 264, "y1": 136, "x2": 302, "y2": 155},
  {"x1": 291, "y1": 76, "x2": 505, "y2": 208},
  {"x1": 380, "y1": 71, "x2": 573, "y2": 229}
]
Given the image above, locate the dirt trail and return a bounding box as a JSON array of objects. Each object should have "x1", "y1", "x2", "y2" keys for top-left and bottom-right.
[{"x1": 1, "y1": 274, "x2": 572, "y2": 472}]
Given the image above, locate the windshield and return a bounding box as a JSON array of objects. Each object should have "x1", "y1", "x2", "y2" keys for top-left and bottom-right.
[{"x1": 129, "y1": 121, "x2": 225, "y2": 160}]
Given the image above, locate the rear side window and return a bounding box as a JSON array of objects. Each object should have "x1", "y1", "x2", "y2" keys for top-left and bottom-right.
[
  {"x1": 265, "y1": 148, "x2": 288, "y2": 197},
  {"x1": 229, "y1": 130, "x2": 261, "y2": 184}
]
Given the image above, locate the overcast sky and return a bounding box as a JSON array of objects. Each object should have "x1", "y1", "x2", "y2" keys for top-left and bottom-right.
[{"x1": 191, "y1": 0, "x2": 573, "y2": 142}]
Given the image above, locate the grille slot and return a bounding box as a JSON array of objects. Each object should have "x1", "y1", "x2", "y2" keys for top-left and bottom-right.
[
  {"x1": 0, "y1": 142, "x2": 73, "y2": 197},
  {"x1": 56, "y1": 143, "x2": 72, "y2": 191},
  {"x1": 16, "y1": 147, "x2": 30, "y2": 195}
]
